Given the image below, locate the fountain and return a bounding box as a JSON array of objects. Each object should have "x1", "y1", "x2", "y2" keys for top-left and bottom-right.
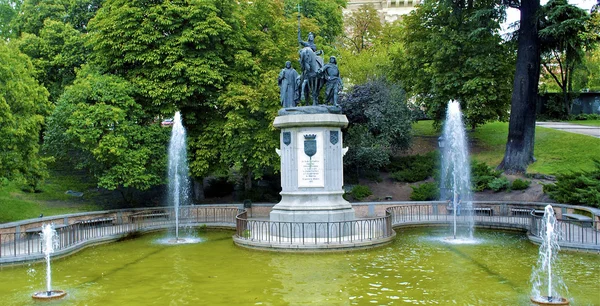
[
  {"x1": 31, "y1": 224, "x2": 66, "y2": 300},
  {"x1": 440, "y1": 100, "x2": 475, "y2": 240},
  {"x1": 167, "y1": 111, "x2": 191, "y2": 243},
  {"x1": 530, "y1": 205, "x2": 569, "y2": 305}
]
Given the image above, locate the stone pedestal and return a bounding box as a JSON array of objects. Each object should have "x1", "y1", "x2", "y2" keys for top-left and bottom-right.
[{"x1": 270, "y1": 112, "x2": 355, "y2": 230}]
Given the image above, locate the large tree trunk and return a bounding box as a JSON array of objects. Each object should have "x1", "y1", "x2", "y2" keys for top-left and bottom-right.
[{"x1": 498, "y1": 0, "x2": 541, "y2": 174}]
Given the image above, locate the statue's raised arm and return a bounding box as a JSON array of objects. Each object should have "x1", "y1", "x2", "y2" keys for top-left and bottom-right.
[{"x1": 297, "y1": 15, "x2": 317, "y2": 52}]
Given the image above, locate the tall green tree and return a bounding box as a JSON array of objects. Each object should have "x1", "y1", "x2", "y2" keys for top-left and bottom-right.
[
  {"x1": 0, "y1": 0, "x2": 21, "y2": 39},
  {"x1": 213, "y1": 0, "x2": 297, "y2": 190},
  {"x1": 44, "y1": 67, "x2": 169, "y2": 200},
  {"x1": 498, "y1": 0, "x2": 542, "y2": 174},
  {"x1": 17, "y1": 20, "x2": 87, "y2": 102},
  {"x1": 88, "y1": 0, "x2": 244, "y2": 116},
  {"x1": 344, "y1": 4, "x2": 381, "y2": 53},
  {"x1": 0, "y1": 42, "x2": 52, "y2": 191},
  {"x1": 393, "y1": 0, "x2": 514, "y2": 129},
  {"x1": 284, "y1": 0, "x2": 346, "y2": 44},
  {"x1": 538, "y1": 0, "x2": 598, "y2": 117}
]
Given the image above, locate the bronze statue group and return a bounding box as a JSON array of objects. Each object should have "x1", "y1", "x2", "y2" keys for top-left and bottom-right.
[{"x1": 278, "y1": 15, "x2": 342, "y2": 108}]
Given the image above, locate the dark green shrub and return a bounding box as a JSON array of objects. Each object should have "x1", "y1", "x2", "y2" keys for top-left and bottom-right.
[
  {"x1": 351, "y1": 185, "x2": 373, "y2": 201},
  {"x1": 488, "y1": 177, "x2": 510, "y2": 192},
  {"x1": 543, "y1": 160, "x2": 600, "y2": 208},
  {"x1": 410, "y1": 182, "x2": 440, "y2": 201},
  {"x1": 511, "y1": 178, "x2": 531, "y2": 190},
  {"x1": 471, "y1": 161, "x2": 502, "y2": 191},
  {"x1": 389, "y1": 151, "x2": 438, "y2": 182}
]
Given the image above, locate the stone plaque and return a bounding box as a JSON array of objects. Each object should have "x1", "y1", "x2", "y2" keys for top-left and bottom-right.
[{"x1": 297, "y1": 131, "x2": 324, "y2": 187}]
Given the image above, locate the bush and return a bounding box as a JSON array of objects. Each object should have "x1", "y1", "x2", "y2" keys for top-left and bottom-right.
[
  {"x1": 410, "y1": 182, "x2": 440, "y2": 201},
  {"x1": 488, "y1": 177, "x2": 510, "y2": 192},
  {"x1": 351, "y1": 185, "x2": 373, "y2": 201},
  {"x1": 389, "y1": 152, "x2": 438, "y2": 182},
  {"x1": 471, "y1": 160, "x2": 502, "y2": 191},
  {"x1": 543, "y1": 160, "x2": 600, "y2": 208},
  {"x1": 511, "y1": 178, "x2": 531, "y2": 190}
]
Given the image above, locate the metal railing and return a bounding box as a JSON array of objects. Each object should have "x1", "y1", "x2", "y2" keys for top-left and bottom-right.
[
  {"x1": 386, "y1": 202, "x2": 599, "y2": 248},
  {"x1": 0, "y1": 206, "x2": 238, "y2": 259},
  {"x1": 235, "y1": 210, "x2": 394, "y2": 245}
]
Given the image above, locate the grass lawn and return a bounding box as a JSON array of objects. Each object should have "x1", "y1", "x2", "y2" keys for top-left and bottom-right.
[
  {"x1": 566, "y1": 119, "x2": 600, "y2": 127},
  {"x1": 414, "y1": 120, "x2": 600, "y2": 175},
  {"x1": 0, "y1": 167, "x2": 101, "y2": 223}
]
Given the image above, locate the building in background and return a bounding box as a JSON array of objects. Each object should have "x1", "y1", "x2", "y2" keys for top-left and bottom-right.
[{"x1": 344, "y1": 0, "x2": 421, "y2": 22}]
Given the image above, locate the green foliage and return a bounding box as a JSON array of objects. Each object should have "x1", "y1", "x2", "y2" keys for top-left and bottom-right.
[
  {"x1": 88, "y1": 0, "x2": 245, "y2": 115},
  {"x1": 339, "y1": 21, "x2": 401, "y2": 85},
  {"x1": 344, "y1": 4, "x2": 381, "y2": 53},
  {"x1": 284, "y1": 0, "x2": 346, "y2": 44},
  {"x1": 543, "y1": 160, "x2": 600, "y2": 208},
  {"x1": 0, "y1": 42, "x2": 52, "y2": 191},
  {"x1": 511, "y1": 178, "x2": 531, "y2": 190},
  {"x1": 350, "y1": 184, "x2": 372, "y2": 201},
  {"x1": 17, "y1": 20, "x2": 88, "y2": 102},
  {"x1": 0, "y1": 0, "x2": 20, "y2": 39},
  {"x1": 393, "y1": 0, "x2": 513, "y2": 129},
  {"x1": 471, "y1": 160, "x2": 502, "y2": 191},
  {"x1": 488, "y1": 177, "x2": 510, "y2": 192},
  {"x1": 16, "y1": 0, "x2": 101, "y2": 35},
  {"x1": 539, "y1": 0, "x2": 598, "y2": 116},
  {"x1": 341, "y1": 78, "x2": 413, "y2": 176},
  {"x1": 410, "y1": 182, "x2": 440, "y2": 201},
  {"x1": 44, "y1": 67, "x2": 169, "y2": 192},
  {"x1": 389, "y1": 152, "x2": 438, "y2": 183}
]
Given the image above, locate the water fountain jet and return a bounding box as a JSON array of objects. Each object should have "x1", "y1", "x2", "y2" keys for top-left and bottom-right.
[
  {"x1": 166, "y1": 112, "x2": 192, "y2": 244},
  {"x1": 440, "y1": 100, "x2": 475, "y2": 241},
  {"x1": 32, "y1": 224, "x2": 66, "y2": 300},
  {"x1": 530, "y1": 205, "x2": 569, "y2": 305}
]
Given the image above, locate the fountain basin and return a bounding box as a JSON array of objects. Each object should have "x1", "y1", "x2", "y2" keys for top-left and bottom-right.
[
  {"x1": 32, "y1": 290, "x2": 67, "y2": 300},
  {"x1": 530, "y1": 296, "x2": 569, "y2": 305}
]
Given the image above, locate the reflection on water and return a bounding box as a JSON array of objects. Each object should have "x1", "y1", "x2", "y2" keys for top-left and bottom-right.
[{"x1": 0, "y1": 228, "x2": 598, "y2": 305}]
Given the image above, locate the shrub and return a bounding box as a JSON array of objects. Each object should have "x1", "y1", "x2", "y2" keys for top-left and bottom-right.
[
  {"x1": 389, "y1": 151, "x2": 438, "y2": 182},
  {"x1": 351, "y1": 185, "x2": 373, "y2": 201},
  {"x1": 471, "y1": 160, "x2": 502, "y2": 191},
  {"x1": 543, "y1": 160, "x2": 600, "y2": 208},
  {"x1": 410, "y1": 182, "x2": 440, "y2": 201},
  {"x1": 488, "y1": 177, "x2": 510, "y2": 192},
  {"x1": 511, "y1": 178, "x2": 531, "y2": 190}
]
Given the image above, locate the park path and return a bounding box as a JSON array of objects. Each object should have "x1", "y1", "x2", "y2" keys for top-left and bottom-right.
[{"x1": 536, "y1": 122, "x2": 600, "y2": 138}]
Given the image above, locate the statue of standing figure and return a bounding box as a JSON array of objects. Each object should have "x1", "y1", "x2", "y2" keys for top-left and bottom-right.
[
  {"x1": 318, "y1": 56, "x2": 342, "y2": 106},
  {"x1": 278, "y1": 61, "x2": 299, "y2": 108}
]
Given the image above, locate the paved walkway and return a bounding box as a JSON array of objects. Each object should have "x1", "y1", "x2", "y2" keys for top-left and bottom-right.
[{"x1": 536, "y1": 122, "x2": 600, "y2": 138}]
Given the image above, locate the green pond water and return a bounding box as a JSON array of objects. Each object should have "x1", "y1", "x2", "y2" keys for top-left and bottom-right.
[{"x1": 1, "y1": 228, "x2": 598, "y2": 305}]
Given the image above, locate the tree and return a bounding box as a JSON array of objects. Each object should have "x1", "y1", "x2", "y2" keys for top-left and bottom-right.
[
  {"x1": 284, "y1": 0, "x2": 346, "y2": 45},
  {"x1": 0, "y1": 0, "x2": 21, "y2": 39},
  {"x1": 340, "y1": 79, "x2": 413, "y2": 177},
  {"x1": 15, "y1": 0, "x2": 101, "y2": 35},
  {"x1": 0, "y1": 42, "x2": 52, "y2": 191},
  {"x1": 344, "y1": 4, "x2": 382, "y2": 53},
  {"x1": 44, "y1": 67, "x2": 169, "y2": 200},
  {"x1": 498, "y1": 0, "x2": 542, "y2": 174},
  {"x1": 393, "y1": 0, "x2": 514, "y2": 129},
  {"x1": 538, "y1": 0, "x2": 597, "y2": 117},
  {"x1": 88, "y1": 0, "x2": 244, "y2": 116},
  {"x1": 339, "y1": 21, "x2": 402, "y2": 85},
  {"x1": 17, "y1": 20, "x2": 87, "y2": 102}
]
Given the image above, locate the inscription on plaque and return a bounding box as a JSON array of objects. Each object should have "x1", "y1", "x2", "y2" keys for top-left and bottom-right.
[{"x1": 297, "y1": 131, "x2": 324, "y2": 187}]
